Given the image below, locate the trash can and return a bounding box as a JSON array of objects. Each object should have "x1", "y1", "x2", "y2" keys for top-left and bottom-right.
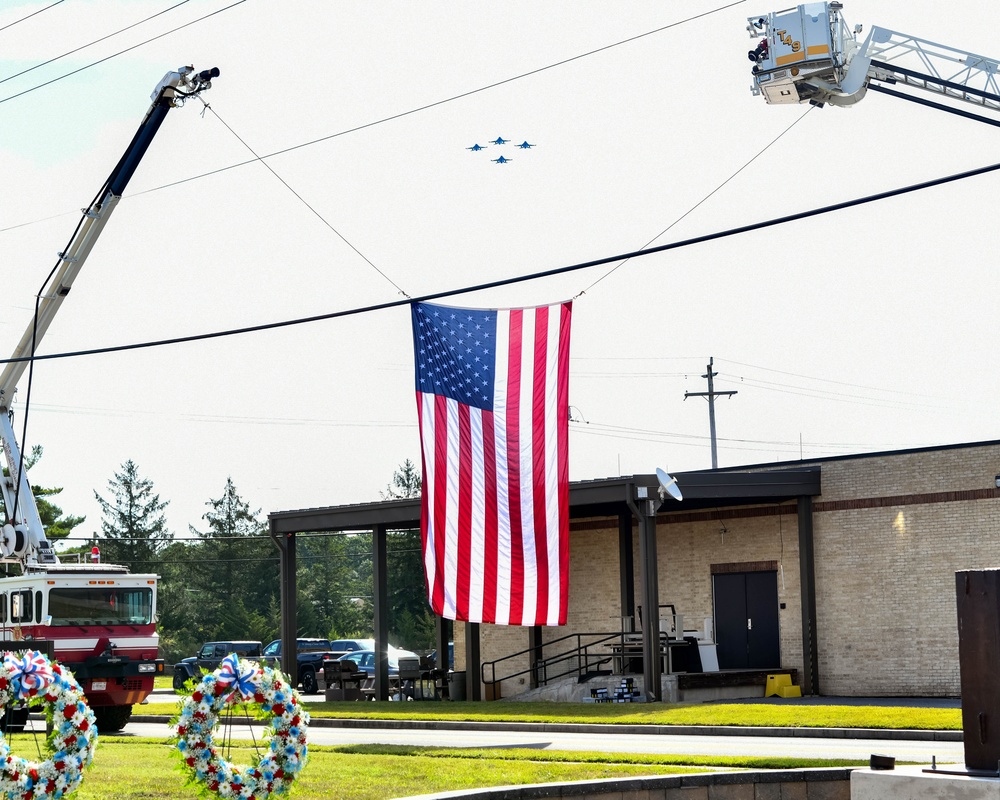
[{"x1": 447, "y1": 671, "x2": 466, "y2": 701}]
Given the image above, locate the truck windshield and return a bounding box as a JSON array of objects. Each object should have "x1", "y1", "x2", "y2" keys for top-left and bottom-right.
[{"x1": 47, "y1": 587, "x2": 153, "y2": 626}]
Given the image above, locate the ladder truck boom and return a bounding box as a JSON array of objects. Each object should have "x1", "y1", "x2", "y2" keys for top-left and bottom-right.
[
  {"x1": 746, "y1": 2, "x2": 1000, "y2": 122},
  {"x1": 0, "y1": 66, "x2": 218, "y2": 566},
  {"x1": 0, "y1": 66, "x2": 217, "y2": 732}
]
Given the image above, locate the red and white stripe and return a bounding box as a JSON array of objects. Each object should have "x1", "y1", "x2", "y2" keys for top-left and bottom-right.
[{"x1": 417, "y1": 302, "x2": 571, "y2": 626}]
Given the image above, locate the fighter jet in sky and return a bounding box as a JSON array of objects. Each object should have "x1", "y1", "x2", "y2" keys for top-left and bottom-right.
[
  {"x1": 490, "y1": 136, "x2": 510, "y2": 145},
  {"x1": 492, "y1": 155, "x2": 512, "y2": 164},
  {"x1": 516, "y1": 141, "x2": 535, "y2": 149},
  {"x1": 467, "y1": 143, "x2": 487, "y2": 151}
]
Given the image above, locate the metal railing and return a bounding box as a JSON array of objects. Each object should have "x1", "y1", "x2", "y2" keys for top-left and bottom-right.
[{"x1": 481, "y1": 631, "x2": 622, "y2": 689}]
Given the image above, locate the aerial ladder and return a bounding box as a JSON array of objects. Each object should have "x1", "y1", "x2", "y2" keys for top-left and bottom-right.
[
  {"x1": 0, "y1": 66, "x2": 218, "y2": 566},
  {"x1": 746, "y1": 2, "x2": 1000, "y2": 124}
]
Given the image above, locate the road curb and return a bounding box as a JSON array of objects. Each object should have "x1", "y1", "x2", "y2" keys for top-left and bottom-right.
[{"x1": 130, "y1": 714, "x2": 962, "y2": 741}]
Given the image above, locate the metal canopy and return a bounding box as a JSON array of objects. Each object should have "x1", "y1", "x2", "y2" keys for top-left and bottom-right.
[
  {"x1": 268, "y1": 466, "x2": 821, "y2": 534},
  {"x1": 267, "y1": 465, "x2": 822, "y2": 700}
]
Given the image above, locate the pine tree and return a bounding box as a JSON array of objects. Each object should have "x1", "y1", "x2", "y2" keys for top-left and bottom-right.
[
  {"x1": 93, "y1": 460, "x2": 171, "y2": 571},
  {"x1": 0, "y1": 445, "x2": 85, "y2": 541},
  {"x1": 380, "y1": 458, "x2": 421, "y2": 499},
  {"x1": 185, "y1": 477, "x2": 277, "y2": 642}
]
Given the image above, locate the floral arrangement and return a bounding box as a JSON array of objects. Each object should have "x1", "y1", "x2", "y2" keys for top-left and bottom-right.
[
  {"x1": 173, "y1": 654, "x2": 309, "y2": 799},
  {"x1": 0, "y1": 649, "x2": 97, "y2": 800}
]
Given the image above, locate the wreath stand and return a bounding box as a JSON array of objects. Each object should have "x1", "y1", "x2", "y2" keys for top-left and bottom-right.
[
  {"x1": 0, "y1": 649, "x2": 97, "y2": 800},
  {"x1": 173, "y1": 654, "x2": 309, "y2": 799}
]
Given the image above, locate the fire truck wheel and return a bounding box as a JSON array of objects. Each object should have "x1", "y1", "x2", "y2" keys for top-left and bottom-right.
[
  {"x1": 0, "y1": 705, "x2": 28, "y2": 733},
  {"x1": 93, "y1": 704, "x2": 133, "y2": 732}
]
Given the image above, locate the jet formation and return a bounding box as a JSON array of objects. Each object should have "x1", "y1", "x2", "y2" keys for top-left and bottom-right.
[{"x1": 467, "y1": 136, "x2": 536, "y2": 163}]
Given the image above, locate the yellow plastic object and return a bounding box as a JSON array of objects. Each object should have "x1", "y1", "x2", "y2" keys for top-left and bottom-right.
[
  {"x1": 777, "y1": 685, "x2": 802, "y2": 698},
  {"x1": 764, "y1": 673, "x2": 793, "y2": 697}
]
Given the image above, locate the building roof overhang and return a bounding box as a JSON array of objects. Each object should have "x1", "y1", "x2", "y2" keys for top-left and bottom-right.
[{"x1": 268, "y1": 466, "x2": 821, "y2": 534}]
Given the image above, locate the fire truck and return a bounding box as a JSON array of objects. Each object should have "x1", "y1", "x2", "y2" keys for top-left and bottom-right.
[
  {"x1": 0, "y1": 66, "x2": 218, "y2": 731},
  {"x1": 747, "y1": 2, "x2": 1000, "y2": 121}
]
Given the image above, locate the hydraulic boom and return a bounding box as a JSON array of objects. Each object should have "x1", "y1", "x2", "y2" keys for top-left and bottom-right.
[{"x1": 0, "y1": 66, "x2": 218, "y2": 567}]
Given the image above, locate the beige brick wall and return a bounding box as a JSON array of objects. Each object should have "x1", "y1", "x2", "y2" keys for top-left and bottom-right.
[
  {"x1": 806, "y1": 445, "x2": 1000, "y2": 696},
  {"x1": 655, "y1": 510, "x2": 803, "y2": 675},
  {"x1": 470, "y1": 442, "x2": 1000, "y2": 699}
]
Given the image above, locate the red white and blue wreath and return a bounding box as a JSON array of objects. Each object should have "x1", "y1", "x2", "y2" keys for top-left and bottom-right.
[
  {"x1": 0, "y1": 650, "x2": 97, "y2": 800},
  {"x1": 173, "y1": 654, "x2": 309, "y2": 799}
]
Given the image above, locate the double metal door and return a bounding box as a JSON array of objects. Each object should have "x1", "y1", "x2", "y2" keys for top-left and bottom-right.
[{"x1": 713, "y1": 571, "x2": 780, "y2": 669}]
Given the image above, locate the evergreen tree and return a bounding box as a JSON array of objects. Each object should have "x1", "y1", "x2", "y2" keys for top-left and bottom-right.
[
  {"x1": 380, "y1": 458, "x2": 421, "y2": 499},
  {"x1": 0, "y1": 445, "x2": 85, "y2": 541},
  {"x1": 93, "y1": 459, "x2": 171, "y2": 571},
  {"x1": 184, "y1": 478, "x2": 278, "y2": 643}
]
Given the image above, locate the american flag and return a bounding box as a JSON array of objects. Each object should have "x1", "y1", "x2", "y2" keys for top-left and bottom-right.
[{"x1": 411, "y1": 300, "x2": 572, "y2": 626}]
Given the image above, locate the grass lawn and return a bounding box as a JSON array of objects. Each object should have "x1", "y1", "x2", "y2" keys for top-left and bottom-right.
[
  {"x1": 63, "y1": 737, "x2": 864, "y2": 800},
  {"x1": 138, "y1": 697, "x2": 961, "y2": 731},
  {"x1": 69, "y1": 739, "x2": 700, "y2": 800}
]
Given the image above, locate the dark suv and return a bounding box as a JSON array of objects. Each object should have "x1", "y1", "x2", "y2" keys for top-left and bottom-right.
[{"x1": 172, "y1": 640, "x2": 263, "y2": 691}]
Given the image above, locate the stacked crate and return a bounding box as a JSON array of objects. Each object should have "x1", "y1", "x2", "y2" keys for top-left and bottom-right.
[{"x1": 613, "y1": 677, "x2": 640, "y2": 702}]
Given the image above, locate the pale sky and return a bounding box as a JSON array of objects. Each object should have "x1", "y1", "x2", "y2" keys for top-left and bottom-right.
[{"x1": 2, "y1": 0, "x2": 999, "y2": 545}]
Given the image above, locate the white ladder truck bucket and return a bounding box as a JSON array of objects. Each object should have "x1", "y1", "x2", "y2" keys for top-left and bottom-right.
[{"x1": 748, "y1": 3, "x2": 1000, "y2": 121}]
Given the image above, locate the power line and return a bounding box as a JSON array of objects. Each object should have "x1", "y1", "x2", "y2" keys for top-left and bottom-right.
[
  {"x1": 0, "y1": 0, "x2": 246, "y2": 106},
  {"x1": 0, "y1": 0, "x2": 193, "y2": 87},
  {"x1": 106, "y1": 2, "x2": 748, "y2": 201},
  {"x1": 576, "y1": 106, "x2": 814, "y2": 296},
  {"x1": 716, "y1": 373, "x2": 944, "y2": 411},
  {"x1": 715, "y1": 357, "x2": 940, "y2": 399},
  {"x1": 207, "y1": 106, "x2": 408, "y2": 298},
  {"x1": 3, "y1": 158, "x2": 998, "y2": 369},
  {"x1": 0, "y1": 0, "x2": 65, "y2": 34}
]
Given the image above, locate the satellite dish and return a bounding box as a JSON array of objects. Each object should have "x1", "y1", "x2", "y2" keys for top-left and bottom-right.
[{"x1": 656, "y1": 468, "x2": 683, "y2": 502}]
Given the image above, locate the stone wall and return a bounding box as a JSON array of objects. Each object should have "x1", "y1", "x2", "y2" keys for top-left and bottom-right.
[{"x1": 406, "y1": 768, "x2": 852, "y2": 800}]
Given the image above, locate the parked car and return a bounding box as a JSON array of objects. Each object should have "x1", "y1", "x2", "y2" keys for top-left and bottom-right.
[
  {"x1": 262, "y1": 638, "x2": 338, "y2": 694},
  {"x1": 172, "y1": 640, "x2": 263, "y2": 691},
  {"x1": 327, "y1": 639, "x2": 417, "y2": 661},
  {"x1": 334, "y1": 649, "x2": 415, "y2": 678},
  {"x1": 330, "y1": 638, "x2": 375, "y2": 654}
]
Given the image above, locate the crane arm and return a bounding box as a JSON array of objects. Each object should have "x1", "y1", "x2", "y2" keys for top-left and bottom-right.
[
  {"x1": 0, "y1": 65, "x2": 217, "y2": 567},
  {"x1": 0, "y1": 66, "x2": 218, "y2": 407}
]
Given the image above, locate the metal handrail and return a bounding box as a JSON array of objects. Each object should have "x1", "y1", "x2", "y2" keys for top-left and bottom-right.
[{"x1": 481, "y1": 630, "x2": 622, "y2": 688}]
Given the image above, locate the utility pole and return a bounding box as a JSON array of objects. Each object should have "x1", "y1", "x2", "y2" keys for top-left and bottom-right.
[{"x1": 684, "y1": 357, "x2": 737, "y2": 469}]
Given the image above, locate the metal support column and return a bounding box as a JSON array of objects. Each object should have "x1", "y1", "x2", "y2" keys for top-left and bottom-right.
[
  {"x1": 268, "y1": 521, "x2": 297, "y2": 681},
  {"x1": 626, "y1": 484, "x2": 663, "y2": 702},
  {"x1": 797, "y1": 495, "x2": 819, "y2": 695},
  {"x1": 465, "y1": 622, "x2": 481, "y2": 701},
  {"x1": 373, "y1": 524, "x2": 390, "y2": 701},
  {"x1": 435, "y1": 616, "x2": 449, "y2": 671},
  {"x1": 618, "y1": 510, "x2": 635, "y2": 629},
  {"x1": 528, "y1": 625, "x2": 543, "y2": 689}
]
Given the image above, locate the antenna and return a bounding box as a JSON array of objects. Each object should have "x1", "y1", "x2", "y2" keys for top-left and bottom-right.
[{"x1": 656, "y1": 468, "x2": 683, "y2": 502}]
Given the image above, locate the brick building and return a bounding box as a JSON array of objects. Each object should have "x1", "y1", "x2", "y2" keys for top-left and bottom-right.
[{"x1": 269, "y1": 439, "x2": 1000, "y2": 700}]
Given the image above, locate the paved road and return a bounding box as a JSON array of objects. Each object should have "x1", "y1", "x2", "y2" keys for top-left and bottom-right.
[{"x1": 119, "y1": 719, "x2": 965, "y2": 764}]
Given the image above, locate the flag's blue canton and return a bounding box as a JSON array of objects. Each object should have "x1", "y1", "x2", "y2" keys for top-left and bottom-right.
[{"x1": 412, "y1": 303, "x2": 497, "y2": 411}]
